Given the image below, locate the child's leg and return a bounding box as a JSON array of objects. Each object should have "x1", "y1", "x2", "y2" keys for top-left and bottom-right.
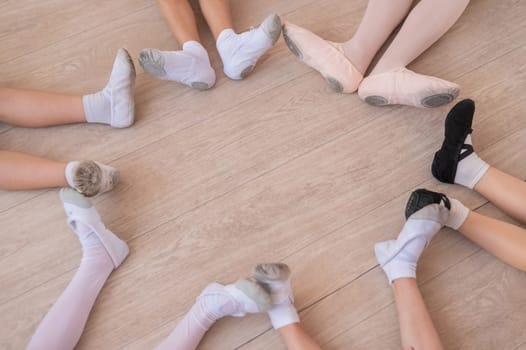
[
  {"x1": 155, "y1": 279, "x2": 271, "y2": 350},
  {"x1": 277, "y1": 323, "x2": 322, "y2": 350},
  {"x1": 282, "y1": 0, "x2": 412, "y2": 93},
  {"x1": 473, "y1": 167, "x2": 526, "y2": 224},
  {"x1": 392, "y1": 279, "x2": 444, "y2": 350},
  {"x1": 198, "y1": 0, "x2": 233, "y2": 40},
  {"x1": 0, "y1": 49, "x2": 135, "y2": 128},
  {"x1": 27, "y1": 189, "x2": 128, "y2": 350},
  {"x1": 375, "y1": 189, "x2": 449, "y2": 349},
  {"x1": 157, "y1": 0, "x2": 201, "y2": 43},
  {"x1": 342, "y1": 0, "x2": 414, "y2": 75},
  {"x1": 456, "y1": 210, "x2": 526, "y2": 272},
  {"x1": 0, "y1": 88, "x2": 85, "y2": 127},
  {"x1": 139, "y1": 0, "x2": 215, "y2": 90},
  {"x1": 252, "y1": 263, "x2": 322, "y2": 350},
  {"x1": 432, "y1": 99, "x2": 526, "y2": 223},
  {"x1": 358, "y1": 0, "x2": 468, "y2": 108},
  {"x1": 371, "y1": 0, "x2": 470, "y2": 74},
  {"x1": 0, "y1": 151, "x2": 68, "y2": 190},
  {"x1": 358, "y1": 0, "x2": 468, "y2": 107},
  {"x1": 0, "y1": 151, "x2": 118, "y2": 196}
]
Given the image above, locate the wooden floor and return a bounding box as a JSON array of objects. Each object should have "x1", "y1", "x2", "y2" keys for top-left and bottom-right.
[{"x1": 1, "y1": 0, "x2": 526, "y2": 349}]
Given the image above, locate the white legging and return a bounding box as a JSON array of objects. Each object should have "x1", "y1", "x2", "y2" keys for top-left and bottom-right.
[
  {"x1": 27, "y1": 233, "x2": 113, "y2": 350},
  {"x1": 27, "y1": 237, "x2": 213, "y2": 350}
]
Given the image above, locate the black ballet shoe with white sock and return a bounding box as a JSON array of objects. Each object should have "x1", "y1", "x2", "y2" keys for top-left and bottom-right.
[
  {"x1": 432, "y1": 99, "x2": 489, "y2": 189},
  {"x1": 405, "y1": 188, "x2": 451, "y2": 219},
  {"x1": 432, "y1": 99, "x2": 475, "y2": 183}
]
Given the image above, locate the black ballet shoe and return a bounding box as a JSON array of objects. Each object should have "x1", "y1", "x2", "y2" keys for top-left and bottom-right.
[
  {"x1": 432, "y1": 99, "x2": 475, "y2": 183},
  {"x1": 405, "y1": 189, "x2": 451, "y2": 219}
]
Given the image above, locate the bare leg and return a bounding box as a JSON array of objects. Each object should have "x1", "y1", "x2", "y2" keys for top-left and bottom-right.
[
  {"x1": 157, "y1": 0, "x2": 201, "y2": 44},
  {"x1": 199, "y1": 0, "x2": 234, "y2": 40},
  {"x1": 371, "y1": 0, "x2": 469, "y2": 74},
  {"x1": 0, "y1": 151, "x2": 119, "y2": 196},
  {"x1": 278, "y1": 323, "x2": 322, "y2": 350},
  {"x1": 0, "y1": 88, "x2": 85, "y2": 127},
  {"x1": 343, "y1": 0, "x2": 414, "y2": 74},
  {"x1": 458, "y1": 211, "x2": 526, "y2": 271},
  {"x1": 392, "y1": 278, "x2": 444, "y2": 350},
  {"x1": 0, "y1": 151, "x2": 68, "y2": 190},
  {"x1": 473, "y1": 167, "x2": 526, "y2": 224}
]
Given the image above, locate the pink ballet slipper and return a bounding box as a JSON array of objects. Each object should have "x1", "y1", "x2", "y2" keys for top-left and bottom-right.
[
  {"x1": 358, "y1": 67, "x2": 459, "y2": 108},
  {"x1": 282, "y1": 21, "x2": 363, "y2": 93}
]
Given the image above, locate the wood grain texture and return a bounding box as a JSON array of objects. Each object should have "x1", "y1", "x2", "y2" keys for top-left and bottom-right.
[{"x1": 1, "y1": 0, "x2": 525, "y2": 349}]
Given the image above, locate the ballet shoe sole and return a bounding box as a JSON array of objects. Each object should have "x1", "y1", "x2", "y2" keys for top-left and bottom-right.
[
  {"x1": 364, "y1": 93, "x2": 456, "y2": 108},
  {"x1": 421, "y1": 93, "x2": 455, "y2": 108},
  {"x1": 139, "y1": 49, "x2": 167, "y2": 78},
  {"x1": 283, "y1": 26, "x2": 345, "y2": 94},
  {"x1": 191, "y1": 82, "x2": 212, "y2": 90}
]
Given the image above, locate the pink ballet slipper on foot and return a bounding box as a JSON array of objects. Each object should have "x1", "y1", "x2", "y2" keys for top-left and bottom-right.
[
  {"x1": 282, "y1": 21, "x2": 363, "y2": 93},
  {"x1": 358, "y1": 68, "x2": 459, "y2": 108}
]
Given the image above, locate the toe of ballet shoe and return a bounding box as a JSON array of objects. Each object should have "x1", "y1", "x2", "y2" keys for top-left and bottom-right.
[
  {"x1": 261, "y1": 14, "x2": 282, "y2": 45},
  {"x1": 405, "y1": 189, "x2": 451, "y2": 219},
  {"x1": 282, "y1": 21, "x2": 363, "y2": 93}
]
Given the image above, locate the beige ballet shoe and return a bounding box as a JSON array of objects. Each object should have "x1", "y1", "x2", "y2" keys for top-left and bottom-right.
[
  {"x1": 358, "y1": 67, "x2": 459, "y2": 108},
  {"x1": 282, "y1": 21, "x2": 363, "y2": 93}
]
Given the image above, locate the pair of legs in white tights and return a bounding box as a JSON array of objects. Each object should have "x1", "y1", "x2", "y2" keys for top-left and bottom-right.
[
  {"x1": 139, "y1": 0, "x2": 282, "y2": 89},
  {"x1": 376, "y1": 99, "x2": 526, "y2": 349},
  {"x1": 27, "y1": 191, "x2": 319, "y2": 350},
  {"x1": 283, "y1": 0, "x2": 469, "y2": 108},
  {"x1": 1, "y1": 49, "x2": 136, "y2": 196}
]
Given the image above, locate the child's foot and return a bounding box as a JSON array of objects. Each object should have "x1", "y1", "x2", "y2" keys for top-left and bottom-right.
[
  {"x1": 432, "y1": 99, "x2": 489, "y2": 189},
  {"x1": 216, "y1": 14, "x2": 282, "y2": 80},
  {"x1": 83, "y1": 48, "x2": 136, "y2": 128},
  {"x1": 60, "y1": 188, "x2": 129, "y2": 268},
  {"x1": 375, "y1": 189, "x2": 451, "y2": 283},
  {"x1": 358, "y1": 67, "x2": 459, "y2": 108},
  {"x1": 282, "y1": 21, "x2": 363, "y2": 93},
  {"x1": 65, "y1": 160, "x2": 119, "y2": 197},
  {"x1": 190, "y1": 279, "x2": 271, "y2": 329},
  {"x1": 139, "y1": 41, "x2": 216, "y2": 90},
  {"x1": 252, "y1": 263, "x2": 300, "y2": 329}
]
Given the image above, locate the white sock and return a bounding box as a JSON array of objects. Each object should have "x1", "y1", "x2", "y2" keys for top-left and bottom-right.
[
  {"x1": 83, "y1": 48, "x2": 136, "y2": 128},
  {"x1": 455, "y1": 135, "x2": 490, "y2": 189},
  {"x1": 375, "y1": 204, "x2": 448, "y2": 283},
  {"x1": 139, "y1": 41, "x2": 216, "y2": 90},
  {"x1": 445, "y1": 198, "x2": 470, "y2": 230},
  {"x1": 216, "y1": 14, "x2": 281, "y2": 80}
]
